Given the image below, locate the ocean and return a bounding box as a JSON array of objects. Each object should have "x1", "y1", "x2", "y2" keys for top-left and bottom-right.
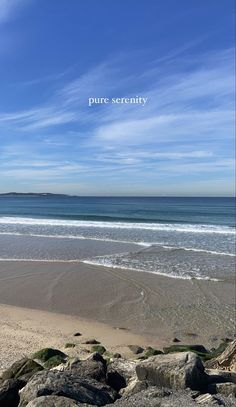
[{"x1": 0, "y1": 196, "x2": 235, "y2": 281}]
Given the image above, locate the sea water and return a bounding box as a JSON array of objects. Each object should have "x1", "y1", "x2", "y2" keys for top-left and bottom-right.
[{"x1": 0, "y1": 196, "x2": 235, "y2": 281}]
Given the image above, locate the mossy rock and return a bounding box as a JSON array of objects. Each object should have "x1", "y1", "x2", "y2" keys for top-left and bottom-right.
[
  {"x1": 163, "y1": 344, "x2": 208, "y2": 355},
  {"x1": 65, "y1": 343, "x2": 76, "y2": 348},
  {"x1": 1, "y1": 358, "x2": 43, "y2": 380},
  {"x1": 44, "y1": 355, "x2": 66, "y2": 368},
  {"x1": 163, "y1": 341, "x2": 228, "y2": 362},
  {"x1": 91, "y1": 345, "x2": 106, "y2": 355},
  {"x1": 144, "y1": 347, "x2": 164, "y2": 359},
  {"x1": 32, "y1": 348, "x2": 66, "y2": 362},
  {"x1": 163, "y1": 344, "x2": 211, "y2": 362}
]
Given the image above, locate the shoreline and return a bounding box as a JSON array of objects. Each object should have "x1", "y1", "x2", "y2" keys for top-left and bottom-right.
[{"x1": 0, "y1": 260, "x2": 234, "y2": 357}]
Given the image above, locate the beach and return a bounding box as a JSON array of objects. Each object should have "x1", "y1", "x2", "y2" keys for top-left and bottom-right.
[
  {"x1": 0, "y1": 259, "x2": 235, "y2": 373},
  {"x1": 0, "y1": 196, "x2": 235, "y2": 375}
]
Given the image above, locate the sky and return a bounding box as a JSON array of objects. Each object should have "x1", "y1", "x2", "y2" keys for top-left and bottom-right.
[{"x1": 0, "y1": 0, "x2": 235, "y2": 196}]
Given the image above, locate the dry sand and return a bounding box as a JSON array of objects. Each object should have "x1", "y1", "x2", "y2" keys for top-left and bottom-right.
[
  {"x1": 0, "y1": 303, "x2": 159, "y2": 374},
  {"x1": 0, "y1": 260, "x2": 235, "y2": 372}
]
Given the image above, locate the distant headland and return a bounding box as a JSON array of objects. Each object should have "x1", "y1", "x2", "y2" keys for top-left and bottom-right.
[{"x1": 0, "y1": 192, "x2": 72, "y2": 197}]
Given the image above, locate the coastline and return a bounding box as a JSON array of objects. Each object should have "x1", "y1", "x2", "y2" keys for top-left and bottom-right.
[{"x1": 0, "y1": 259, "x2": 235, "y2": 372}]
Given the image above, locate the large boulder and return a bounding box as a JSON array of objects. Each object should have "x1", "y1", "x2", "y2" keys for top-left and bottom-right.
[
  {"x1": 106, "y1": 358, "x2": 137, "y2": 392},
  {"x1": 136, "y1": 351, "x2": 207, "y2": 391},
  {"x1": 107, "y1": 358, "x2": 137, "y2": 385},
  {"x1": 0, "y1": 378, "x2": 25, "y2": 407},
  {"x1": 19, "y1": 369, "x2": 116, "y2": 407},
  {"x1": 1, "y1": 358, "x2": 43, "y2": 381},
  {"x1": 67, "y1": 354, "x2": 106, "y2": 383},
  {"x1": 25, "y1": 395, "x2": 90, "y2": 406}
]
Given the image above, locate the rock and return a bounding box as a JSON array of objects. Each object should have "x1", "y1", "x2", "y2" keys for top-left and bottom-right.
[
  {"x1": 0, "y1": 378, "x2": 25, "y2": 407},
  {"x1": 114, "y1": 387, "x2": 172, "y2": 407},
  {"x1": 206, "y1": 369, "x2": 236, "y2": 384},
  {"x1": 91, "y1": 345, "x2": 106, "y2": 355},
  {"x1": 1, "y1": 358, "x2": 43, "y2": 381},
  {"x1": 113, "y1": 353, "x2": 122, "y2": 359},
  {"x1": 67, "y1": 357, "x2": 107, "y2": 382},
  {"x1": 163, "y1": 344, "x2": 209, "y2": 358},
  {"x1": 84, "y1": 339, "x2": 100, "y2": 345},
  {"x1": 120, "y1": 377, "x2": 149, "y2": 396},
  {"x1": 116, "y1": 388, "x2": 236, "y2": 407},
  {"x1": 32, "y1": 348, "x2": 66, "y2": 363},
  {"x1": 143, "y1": 347, "x2": 163, "y2": 359},
  {"x1": 25, "y1": 395, "x2": 81, "y2": 406},
  {"x1": 208, "y1": 382, "x2": 236, "y2": 397},
  {"x1": 106, "y1": 369, "x2": 126, "y2": 392},
  {"x1": 19, "y1": 370, "x2": 116, "y2": 407},
  {"x1": 114, "y1": 388, "x2": 208, "y2": 407},
  {"x1": 136, "y1": 351, "x2": 207, "y2": 391},
  {"x1": 44, "y1": 355, "x2": 66, "y2": 369},
  {"x1": 128, "y1": 345, "x2": 144, "y2": 355},
  {"x1": 86, "y1": 352, "x2": 107, "y2": 364},
  {"x1": 172, "y1": 338, "x2": 181, "y2": 343},
  {"x1": 206, "y1": 340, "x2": 236, "y2": 371},
  {"x1": 107, "y1": 358, "x2": 137, "y2": 387},
  {"x1": 73, "y1": 332, "x2": 82, "y2": 337}
]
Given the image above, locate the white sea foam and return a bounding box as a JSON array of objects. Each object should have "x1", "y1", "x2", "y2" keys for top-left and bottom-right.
[
  {"x1": 0, "y1": 256, "x2": 222, "y2": 281},
  {"x1": 82, "y1": 259, "x2": 222, "y2": 282},
  {"x1": 0, "y1": 231, "x2": 234, "y2": 256},
  {"x1": 0, "y1": 216, "x2": 235, "y2": 234}
]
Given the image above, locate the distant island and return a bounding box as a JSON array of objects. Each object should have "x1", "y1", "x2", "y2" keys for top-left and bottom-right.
[{"x1": 0, "y1": 192, "x2": 72, "y2": 197}]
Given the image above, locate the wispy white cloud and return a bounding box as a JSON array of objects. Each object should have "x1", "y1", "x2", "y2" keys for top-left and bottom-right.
[
  {"x1": 0, "y1": 0, "x2": 31, "y2": 23},
  {"x1": 0, "y1": 46, "x2": 234, "y2": 195}
]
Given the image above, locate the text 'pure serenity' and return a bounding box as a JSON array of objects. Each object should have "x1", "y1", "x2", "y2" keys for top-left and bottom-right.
[{"x1": 88, "y1": 96, "x2": 148, "y2": 107}]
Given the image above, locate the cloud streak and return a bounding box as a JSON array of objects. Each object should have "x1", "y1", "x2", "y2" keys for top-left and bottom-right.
[
  {"x1": 0, "y1": 46, "x2": 234, "y2": 195},
  {"x1": 0, "y1": 0, "x2": 31, "y2": 23}
]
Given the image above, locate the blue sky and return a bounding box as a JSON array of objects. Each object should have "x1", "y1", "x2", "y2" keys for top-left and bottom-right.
[{"x1": 0, "y1": 0, "x2": 235, "y2": 196}]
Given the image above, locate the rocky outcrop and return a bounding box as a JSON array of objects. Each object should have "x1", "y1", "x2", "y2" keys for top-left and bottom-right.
[
  {"x1": 1, "y1": 339, "x2": 236, "y2": 407},
  {"x1": 19, "y1": 370, "x2": 116, "y2": 407},
  {"x1": 136, "y1": 351, "x2": 207, "y2": 390}
]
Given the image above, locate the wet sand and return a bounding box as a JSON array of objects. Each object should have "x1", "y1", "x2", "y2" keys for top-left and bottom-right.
[{"x1": 0, "y1": 259, "x2": 235, "y2": 364}]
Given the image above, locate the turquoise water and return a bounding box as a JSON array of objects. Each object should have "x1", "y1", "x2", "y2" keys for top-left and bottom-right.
[{"x1": 0, "y1": 196, "x2": 235, "y2": 280}]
